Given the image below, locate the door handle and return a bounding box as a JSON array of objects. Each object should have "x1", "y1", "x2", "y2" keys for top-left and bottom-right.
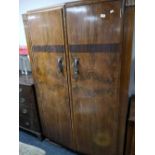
[
  {"x1": 57, "y1": 57, "x2": 63, "y2": 73},
  {"x1": 73, "y1": 58, "x2": 79, "y2": 80}
]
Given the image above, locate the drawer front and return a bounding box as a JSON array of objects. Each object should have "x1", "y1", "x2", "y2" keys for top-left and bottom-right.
[
  {"x1": 20, "y1": 115, "x2": 41, "y2": 132},
  {"x1": 20, "y1": 117, "x2": 31, "y2": 129},
  {"x1": 19, "y1": 85, "x2": 36, "y2": 108},
  {"x1": 19, "y1": 105, "x2": 38, "y2": 121},
  {"x1": 19, "y1": 84, "x2": 41, "y2": 132},
  {"x1": 19, "y1": 106, "x2": 39, "y2": 120},
  {"x1": 19, "y1": 106, "x2": 30, "y2": 118},
  {"x1": 19, "y1": 85, "x2": 33, "y2": 96},
  {"x1": 19, "y1": 96, "x2": 36, "y2": 110}
]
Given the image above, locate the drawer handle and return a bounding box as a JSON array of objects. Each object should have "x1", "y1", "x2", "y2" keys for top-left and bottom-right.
[
  {"x1": 22, "y1": 108, "x2": 28, "y2": 114},
  {"x1": 20, "y1": 97, "x2": 25, "y2": 103},
  {"x1": 73, "y1": 58, "x2": 79, "y2": 80},
  {"x1": 19, "y1": 88, "x2": 22, "y2": 93},
  {"x1": 25, "y1": 121, "x2": 30, "y2": 126}
]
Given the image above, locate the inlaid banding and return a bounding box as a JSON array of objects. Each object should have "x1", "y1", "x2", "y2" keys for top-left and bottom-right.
[
  {"x1": 31, "y1": 44, "x2": 120, "y2": 53},
  {"x1": 32, "y1": 45, "x2": 65, "y2": 52},
  {"x1": 69, "y1": 44, "x2": 120, "y2": 52}
]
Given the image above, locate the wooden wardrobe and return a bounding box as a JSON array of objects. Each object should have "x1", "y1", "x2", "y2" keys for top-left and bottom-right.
[{"x1": 23, "y1": 0, "x2": 134, "y2": 154}]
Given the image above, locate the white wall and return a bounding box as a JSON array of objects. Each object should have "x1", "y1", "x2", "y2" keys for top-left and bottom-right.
[{"x1": 19, "y1": 0, "x2": 75, "y2": 46}]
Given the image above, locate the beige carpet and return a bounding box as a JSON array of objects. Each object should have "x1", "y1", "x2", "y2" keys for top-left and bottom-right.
[{"x1": 19, "y1": 142, "x2": 46, "y2": 155}]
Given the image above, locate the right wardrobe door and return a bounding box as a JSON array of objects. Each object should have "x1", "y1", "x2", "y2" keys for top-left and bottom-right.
[{"x1": 66, "y1": 1, "x2": 123, "y2": 155}]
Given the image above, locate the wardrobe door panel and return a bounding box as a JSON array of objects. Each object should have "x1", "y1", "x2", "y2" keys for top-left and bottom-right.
[
  {"x1": 66, "y1": 1, "x2": 123, "y2": 154},
  {"x1": 25, "y1": 9, "x2": 73, "y2": 148}
]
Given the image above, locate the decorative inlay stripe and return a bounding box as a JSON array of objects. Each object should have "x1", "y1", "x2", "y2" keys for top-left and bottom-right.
[
  {"x1": 32, "y1": 45, "x2": 65, "y2": 52},
  {"x1": 31, "y1": 44, "x2": 120, "y2": 53},
  {"x1": 69, "y1": 44, "x2": 120, "y2": 52}
]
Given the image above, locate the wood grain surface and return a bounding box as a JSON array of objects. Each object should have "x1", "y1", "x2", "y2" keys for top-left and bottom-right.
[
  {"x1": 66, "y1": 1, "x2": 123, "y2": 155},
  {"x1": 118, "y1": 4, "x2": 135, "y2": 155},
  {"x1": 23, "y1": 8, "x2": 74, "y2": 148}
]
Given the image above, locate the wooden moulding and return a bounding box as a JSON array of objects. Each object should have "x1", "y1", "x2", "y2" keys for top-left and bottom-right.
[
  {"x1": 65, "y1": 0, "x2": 119, "y2": 7},
  {"x1": 26, "y1": 4, "x2": 64, "y2": 14},
  {"x1": 118, "y1": 3, "x2": 135, "y2": 155}
]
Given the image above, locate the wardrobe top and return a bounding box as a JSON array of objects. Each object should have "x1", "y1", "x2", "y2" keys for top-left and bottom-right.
[
  {"x1": 25, "y1": 0, "x2": 122, "y2": 14},
  {"x1": 26, "y1": 3, "x2": 65, "y2": 14},
  {"x1": 65, "y1": 0, "x2": 119, "y2": 7}
]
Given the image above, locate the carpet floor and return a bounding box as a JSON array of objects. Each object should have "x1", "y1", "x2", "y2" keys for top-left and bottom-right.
[
  {"x1": 19, "y1": 142, "x2": 46, "y2": 155},
  {"x1": 19, "y1": 130, "x2": 77, "y2": 155}
]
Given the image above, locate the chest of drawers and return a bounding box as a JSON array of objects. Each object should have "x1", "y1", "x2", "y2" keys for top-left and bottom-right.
[
  {"x1": 125, "y1": 96, "x2": 135, "y2": 155},
  {"x1": 19, "y1": 74, "x2": 42, "y2": 137}
]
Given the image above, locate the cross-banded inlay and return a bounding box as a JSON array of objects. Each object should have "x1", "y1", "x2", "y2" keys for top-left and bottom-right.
[
  {"x1": 69, "y1": 44, "x2": 120, "y2": 52},
  {"x1": 32, "y1": 45, "x2": 65, "y2": 52},
  {"x1": 31, "y1": 44, "x2": 120, "y2": 53}
]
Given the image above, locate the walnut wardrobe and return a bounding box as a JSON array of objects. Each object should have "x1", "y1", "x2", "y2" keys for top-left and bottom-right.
[{"x1": 23, "y1": 0, "x2": 134, "y2": 154}]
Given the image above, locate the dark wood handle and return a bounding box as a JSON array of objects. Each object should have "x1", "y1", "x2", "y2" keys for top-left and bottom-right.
[
  {"x1": 57, "y1": 57, "x2": 63, "y2": 73},
  {"x1": 73, "y1": 58, "x2": 79, "y2": 80}
]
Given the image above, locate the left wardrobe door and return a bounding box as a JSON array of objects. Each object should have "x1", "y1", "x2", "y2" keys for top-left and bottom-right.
[{"x1": 23, "y1": 7, "x2": 74, "y2": 148}]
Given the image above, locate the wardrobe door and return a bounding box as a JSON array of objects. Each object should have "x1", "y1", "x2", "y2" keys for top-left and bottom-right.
[
  {"x1": 66, "y1": 1, "x2": 123, "y2": 154},
  {"x1": 24, "y1": 8, "x2": 73, "y2": 148}
]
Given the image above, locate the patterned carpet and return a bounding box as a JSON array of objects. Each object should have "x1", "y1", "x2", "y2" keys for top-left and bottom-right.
[
  {"x1": 20, "y1": 142, "x2": 46, "y2": 155},
  {"x1": 19, "y1": 130, "x2": 77, "y2": 155}
]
